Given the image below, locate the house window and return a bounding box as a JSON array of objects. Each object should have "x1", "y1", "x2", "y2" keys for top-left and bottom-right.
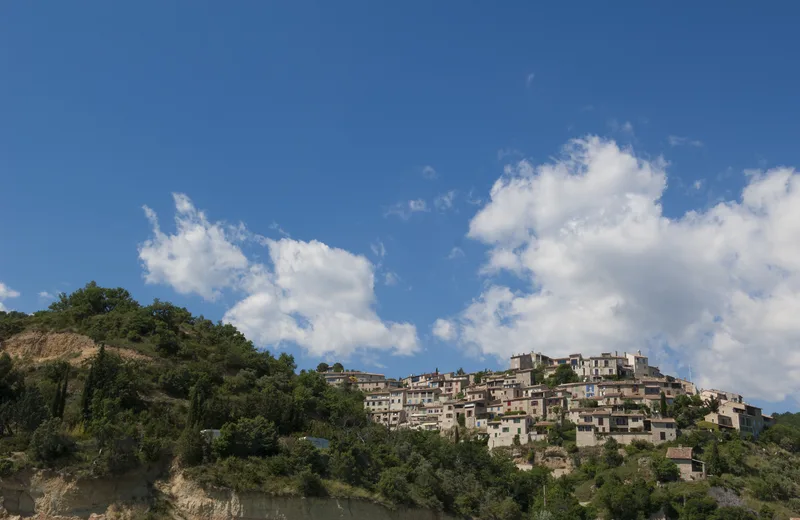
[
  {"x1": 514, "y1": 418, "x2": 520, "y2": 424},
  {"x1": 584, "y1": 417, "x2": 592, "y2": 423},
  {"x1": 598, "y1": 418, "x2": 604, "y2": 426},
  {"x1": 517, "y1": 428, "x2": 521, "y2": 434},
  {"x1": 660, "y1": 432, "x2": 666, "y2": 441},
  {"x1": 502, "y1": 427, "x2": 509, "y2": 433}
]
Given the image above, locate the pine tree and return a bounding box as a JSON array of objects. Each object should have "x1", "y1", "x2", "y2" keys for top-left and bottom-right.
[
  {"x1": 707, "y1": 439, "x2": 722, "y2": 476},
  {"x1": 57, "y1": 366, "x2": 69, "y2": 419},
  {"x1": 50, "y1": 383, "x2": 62, "y2": 418},
  {"x1": 81, "y1": 363, "x2": 95, "y2": 424}
]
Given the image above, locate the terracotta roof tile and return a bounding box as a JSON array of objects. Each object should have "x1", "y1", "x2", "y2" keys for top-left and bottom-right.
[{"x1": 666, "y1": 447, "x2": 693, "y2": 460}]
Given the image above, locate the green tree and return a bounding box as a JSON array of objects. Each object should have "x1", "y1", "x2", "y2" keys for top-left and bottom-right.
[
  {"x1": 332, "y1": 362, "x2": 344, "y2": 372},
  {"x1": 602, "y1": 437, "x2": 623, "y2": 468},
  {"x1": 377, "y1": 466, "x2": 411, "y2": 504},
  {"x1": 706, "y1": 439, "x2": 723, "y2": 476},
  {"x1": 710, "y1": 507, "x2": 758, "y2": 520},
  {"x1": 316, "y1": 362, "x2": 330, "y2": 373},
  {"x1": 176, "y1": 423, "x2": 205, "y2": 466},
  {"x1": 660, "y1": 391, "x2": 668, "y2": 417},
  {"x1": 681, "y1": 496, "x2": 717, "y2": 520},
  {"x1": 546, "y1": 365, "x2": 579, "y2": 387},
  {"x1": 213, "y1": 416, "x2": 279, "y2": 458},
  {"x1": 28, "y1": 418, "x2": 75, "y2": 464},
  {"x1": 597, "y1": 475, "x2": 652, "y2": 520},
  {"x1": 651, "y1": 455, "x2": 680, "y2": 482}
]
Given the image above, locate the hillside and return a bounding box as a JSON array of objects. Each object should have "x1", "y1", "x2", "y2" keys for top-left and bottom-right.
[{"x1": 0, "y1": 282, "x2": 798, "y2": 520}]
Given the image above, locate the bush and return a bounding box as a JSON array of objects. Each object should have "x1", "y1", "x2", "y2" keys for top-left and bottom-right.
[
  {"x1": 28, "y1": 419, "x2": 75, "y2": 464},
  {"x1": 213, "y1": 416, "x2": 279, "y2": 459},
  {"x1": 651, "y1": 455, "x2": 680, "y2": 482},
  {"x1": 295, "y1": 468, "x2": 326, "y2": 497},
  {"x1": 377, "y1": 467, "x2": 411, "y2": 504},
  {"x1": 0, "y1": 458, "x2": 15, "y2": 477}
]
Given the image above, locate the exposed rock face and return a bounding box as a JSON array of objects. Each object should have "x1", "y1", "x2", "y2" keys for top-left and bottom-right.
[
  {"x1": 0, "y1": 471, "x2": 455, "y2": 520},
  {"x1": 0, "y1": 332, "x2": 149, "y2": 365}
]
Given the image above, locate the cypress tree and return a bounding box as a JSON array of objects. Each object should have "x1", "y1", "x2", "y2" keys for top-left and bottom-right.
[
  {"x1": 57, "y1": 365, "x2": 69, "y2": 419},
  {"x1": 50, "y1": 383, "x2": 62, "y2": 418},
  {"x1": 660, "y1": 391, "x2": 668, "y2": 417},
  {"x1": 81, "y1": 363, "x2": 95, "y2": 424}
]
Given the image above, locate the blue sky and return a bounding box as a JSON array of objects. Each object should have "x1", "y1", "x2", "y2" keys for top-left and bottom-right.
[{"x1": 2, "y1": 3, "x2": 800, "y2": 413}]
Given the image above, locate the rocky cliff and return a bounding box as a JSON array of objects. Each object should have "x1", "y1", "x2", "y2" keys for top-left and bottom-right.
[{"x1": 0, "y1": 470, "x2": 456, "y2": 520}]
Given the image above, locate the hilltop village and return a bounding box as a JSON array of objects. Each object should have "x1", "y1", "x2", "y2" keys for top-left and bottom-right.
[{"x1": 324, "y1": 350, "x2": 769, "y2": 455}]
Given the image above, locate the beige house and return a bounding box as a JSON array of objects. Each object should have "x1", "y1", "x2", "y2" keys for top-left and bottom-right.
[
  {"x1": 488, "y1": 414, "x2": 538, "y2": 448},
  {"x1": 624, "y1": 351, "x2": 649, "y2": 376},
  {"x1": 666, "y1": 447, "x2": 705, "y2": 481},
  {"x1": 325, "y1": 370, "x2": 386, "y2": 386},
  {"x1": 700, "y1": 388, "x2": 743, "y2": 404},
  {"x1": 405, "y1": 387, "x2": 442, "y2": 406},
  {"x1": 576, "y1": 410, "x2": 676, "y2": 446},
  {"x1": 370, "y1": 409, "x2": 406, "y2": 429},
  {"x1": 364, "y1": 390, "x2": 391, "y2": 412},
  {"x1": 704, "y1": 400, "x2": 764, "y2": 438},
  {"x1": 510, "y1": 353, "x2": 533, "y2": 370}
]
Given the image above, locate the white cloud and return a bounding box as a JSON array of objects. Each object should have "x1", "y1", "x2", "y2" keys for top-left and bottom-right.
[
  {"x1": 668, "y1": 135, "x2": 704, "y2": 148},
  {"x1": 138, "y1": 193, "x2": 249, "y2": 301},
  {"x1": 448, "y1": 247, "x2": 465, "y2": 260},
  {"x1": 434, "y1": 190, "x2": 456, "y2": 211},
  {"x1": 693, "y1": 179, "x2": 704, "y2": 190},
  {"x1": 442, "y1": 136, "x2": 800, "y2": 402},
  {"x1": 384, "y1": 272, "x2": 399, "y2": 286},
  {"x1": 497, "y1": 148, "x2": 523, "y2": 161},
  {"x1": 38, "y1": 291, "x2": 55, "y2": 300},
  {"x1": 140, "y1": 194, "x2": 418, "y2": 359},
  {"x1": 371, "y1": 240, "x2": 387, "y2": 258},
  {"x1": 422, "y1": 165, "x2": 438, "y2": 180},
  {"x1": 466, "y1": 189, "x2": 483, "y2": 206},
  {"x1": 525, "y1": 73, "x2": 535, "y2": 88},
  {"x1": 0, "y1": 282, "x2": 20, "y2": 311},
  {"x1": 385, "y1": 199, "x2": 429, "y2": 220},
  {"x1": 608, "y1": 119, "x2": 635, "y2": 135},
  {"x1": 432, "y1": 318, "x2": 456, "y2": 341}
]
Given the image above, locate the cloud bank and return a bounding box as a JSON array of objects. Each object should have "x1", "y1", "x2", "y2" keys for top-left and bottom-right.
[
  {"x1": 139, "y1": 194, "x2": 418, "y2": 359},
  {"x1": 440, "y1": 136, "x2": 800, "y2": 402}
]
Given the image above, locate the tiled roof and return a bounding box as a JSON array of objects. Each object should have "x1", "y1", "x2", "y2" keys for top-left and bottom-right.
[{"x1": 666, "y1": 447, "x2": 693, "y2": 460}]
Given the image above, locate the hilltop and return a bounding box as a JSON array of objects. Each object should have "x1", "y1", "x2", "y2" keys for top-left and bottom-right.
[{"x1": 0, "y1": 282, "x2": 798, "y2": 520}]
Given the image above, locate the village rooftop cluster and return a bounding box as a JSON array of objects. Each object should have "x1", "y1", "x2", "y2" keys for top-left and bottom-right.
[{"x1": 324, "y1": 350, "x2": 771, "y2": 479}]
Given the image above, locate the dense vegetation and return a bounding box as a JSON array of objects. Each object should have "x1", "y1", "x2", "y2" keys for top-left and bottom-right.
[{"x1": 0, "y1": 282, "x2": 799, "y2": 519}]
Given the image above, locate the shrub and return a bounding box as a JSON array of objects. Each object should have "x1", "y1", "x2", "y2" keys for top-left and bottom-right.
[
  {"x1": 377, "y1": 467, "x2": 411, "y2": 504},
  {"x1": 213, "y1": 416, "x2": 279, "y2": 459},
  {"x1": 651, "y1": 455, "x2": 680, "y2": 482},
  {"x1": 295, "y1": 468, "x2": 326, "y2": 497},
  {"x1": 28, "y1": 419, "x2": 75, "y2": 464}
]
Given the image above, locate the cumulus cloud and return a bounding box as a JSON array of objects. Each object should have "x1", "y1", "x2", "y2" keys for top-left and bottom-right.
[
  {"x1": 441, "y1": 136, "x2": 800, "y2": 402},
  {"x1": 432, "y1": 318, "x2": 456, "y2": 341},
  {"x1": 139, "y1": 194, "x2": 249, "y2": 301},
  {"x1": 140, "y1": 194, "x2": 418, "y2": 358},
  {"x1": 422, "y1": 165, "x2": 438, "y2": 180},
  {"x1": 434, "y1": 190, "x2": 457, "y2": 211},
  {"x1": 668, "y1": 135, "x2": 704, "y2": 148},
  {"x1": 0, "y1": 282, "x2": 20, "y2": 311},
  {"x1": 385, "y1": 199, "x2": 429, "y2": 220}
]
